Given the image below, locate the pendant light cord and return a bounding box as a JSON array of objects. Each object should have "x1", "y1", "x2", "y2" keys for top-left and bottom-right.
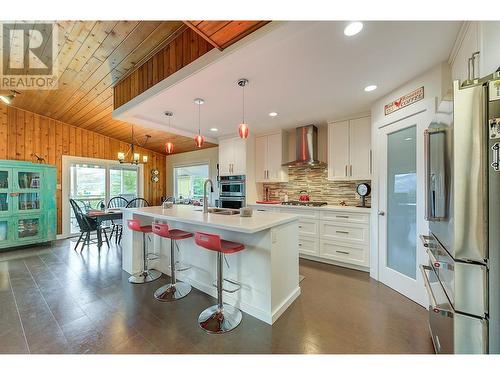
[
  {"x1": 242, "y1": 84, "x2": 245, "y2": 124},
  {"x1": 198, "y1": 101, "x2": 201, "y2": 135}
]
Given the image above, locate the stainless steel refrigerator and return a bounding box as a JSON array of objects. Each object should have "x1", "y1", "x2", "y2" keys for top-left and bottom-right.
[{"x1": 420, "y1": 71, "x2": 500, "y2": 354}]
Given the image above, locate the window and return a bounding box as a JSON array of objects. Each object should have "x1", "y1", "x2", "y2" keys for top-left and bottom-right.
[
  {"x1": 174, "y1": 164, "x2": 209, "y2": 201},
  {"x1": 68, "y1": 162, "x2": 140, "y2": 234},
  {"x1": 110, "y1": 167, "x2": 139, "y2": 197}
]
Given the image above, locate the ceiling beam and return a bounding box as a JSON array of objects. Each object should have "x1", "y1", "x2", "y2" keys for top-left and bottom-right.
[{"x1": 183, "y1": 21, "x2": 223, "y2": 51}]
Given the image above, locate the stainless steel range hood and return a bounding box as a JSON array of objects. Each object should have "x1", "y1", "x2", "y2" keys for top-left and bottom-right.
[{"x1": 282, "y1": 125, "x2": 325, "y2": 167}]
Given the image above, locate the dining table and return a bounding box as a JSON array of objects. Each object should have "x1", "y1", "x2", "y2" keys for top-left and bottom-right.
[{"x1": 85, "y1": 209, "x2": 123, "y2": 248}]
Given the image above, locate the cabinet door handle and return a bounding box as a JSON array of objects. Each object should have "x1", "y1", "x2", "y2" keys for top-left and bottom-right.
[
  {"x1": 336, "y1": 215, "x2": 349, "y2": 219},
  {"x1": 298, "y1": 225, "x2": 302, "y2": 228},
  {"x1": 336, "y1": 250, "x2": 350, "y2": 255},
  {"x1": 298, "y1": 243, "x2": 302, "y2": 247},
  {"x1": 349, "y1": 165, "x2": 352, "y2": 177},
  {"x1": 369, "y1": 150, "x2": 372, "y2": 175},
  {"x1": 345, "y1": 165, "x2": 348, "y2": 177},
  {"x1": 336, "y1": 230, "x2": 349, "y2": 234}
]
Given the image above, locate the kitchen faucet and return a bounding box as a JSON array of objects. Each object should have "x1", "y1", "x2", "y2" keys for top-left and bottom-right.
[{"x1": 203, "y1": 179, "x2": 214, "y2": 213}]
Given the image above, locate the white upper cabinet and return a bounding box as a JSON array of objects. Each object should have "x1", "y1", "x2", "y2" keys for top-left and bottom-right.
[
  {"x1": 328, "y1": 116, "x2": 371, "y2": 181},
  {"x1": 328, "y1": 121, "x2": 350, "y2": 179},
  {"x1": 255, "y1": 131, "x2": 289, "y2": 183},
  {"x1": 218, "y1": 137, "x2": 247, "y2": 176}
]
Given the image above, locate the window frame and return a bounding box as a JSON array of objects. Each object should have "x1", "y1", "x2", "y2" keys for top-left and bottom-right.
[{"x1": 172, "y1": 162, "x2": 210, "y2": 201}]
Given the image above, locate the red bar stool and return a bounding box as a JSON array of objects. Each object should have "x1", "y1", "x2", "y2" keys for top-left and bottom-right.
[
  {"x1": 194, "y1": 231, "x2": 245, "y2": 334},
  {"x1": 127, "y1": 219, "x2": 162, "y2": 284},
  {"x1": 152, "y1": 223, "x2": 193, "y2": 301}
]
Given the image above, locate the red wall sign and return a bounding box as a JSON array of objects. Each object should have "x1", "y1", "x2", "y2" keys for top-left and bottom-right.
[{"x1": 384, "y1": 86, "x2": 424, "y2": 116}]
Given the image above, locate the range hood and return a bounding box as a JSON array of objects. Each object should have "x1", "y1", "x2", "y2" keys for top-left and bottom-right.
[{"x1": 282, "y1": 125, "x2": 325, "y2": 167}]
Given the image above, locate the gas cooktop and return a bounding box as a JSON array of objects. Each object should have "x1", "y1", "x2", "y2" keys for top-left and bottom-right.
[{"x1": 281, "y1": 201, "x2": 328, "y2": 207}]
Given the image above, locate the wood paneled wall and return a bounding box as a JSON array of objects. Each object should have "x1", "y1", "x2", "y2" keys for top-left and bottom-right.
[
  {"x1": 0, "y1": 103, "x2": 166, "y2": 235},
  {"x1": 113, "y1": 27, "x2": 214, "y2": 109}
]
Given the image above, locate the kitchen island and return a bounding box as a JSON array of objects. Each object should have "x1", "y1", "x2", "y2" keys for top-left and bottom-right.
[{"x1": 121, "y1": 205, "x2": 300, "y2": 324}]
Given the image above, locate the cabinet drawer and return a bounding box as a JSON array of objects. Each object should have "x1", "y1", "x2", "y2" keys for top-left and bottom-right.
[
  {"x1": 299, "y1": 235, "x2": 319, "y2": 256},
  {"x1": 320, "y1": 210, "x2": 369, "y2": 224},
  {"x1": 279, "y1": 208, "x2": 319, "y2": 219},
  {"x1": 320, "y1": 240, "x2": 369, "y2": 266},
  {"x1": 298, "y1": 219, "x2": 318, "y2": 236},
  {"x1": 320, "y1": 222, "x2": 369, "y2": 245}
]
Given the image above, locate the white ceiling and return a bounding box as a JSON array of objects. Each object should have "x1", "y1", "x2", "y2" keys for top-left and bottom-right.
[{"x1": 115, "y1": 21, "x2": 461, "y2": 141}]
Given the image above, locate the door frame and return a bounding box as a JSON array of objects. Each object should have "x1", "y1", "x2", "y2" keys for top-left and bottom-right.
[
  {"x1": 370, "y1": 99, "x2": 435, "y2": 306},
  {"x1": 61, "y1": 155, "x2": 144, "y2": 239}
]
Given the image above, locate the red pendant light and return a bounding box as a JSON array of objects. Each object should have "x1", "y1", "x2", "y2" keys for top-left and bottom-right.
[
  {"x1": 237, "y1": 78, "x2": 249, "y2": 139},
  {"x1": 195, "y1": 134, "x2": 205, "y2": 148},
  {"x1": 164, "y1": 111, "x2": 174, "y2": 154},
  {"x1": 194, "y1": 98, "x2": 205, "y2": 148},
  {"x1": 239, "y1": 123, "x2": 249, "y2": 139},
  {"x1": 166, "y1": 142, "x2": 174, "y2": 154}
]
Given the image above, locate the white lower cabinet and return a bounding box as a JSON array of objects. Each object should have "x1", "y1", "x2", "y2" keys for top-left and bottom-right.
[
  {"x1": 319, "y1": 240, "x2": 368, "y2": 268},
  {"x1": 319, "y1": 221, "x2": 369, "y2": 245},
  {"x1": 249, "y1": 205, "x2": 371, "y2": 271},
  {"x1": 298, "y1": 235, "x2": 320, "y2": 257}
]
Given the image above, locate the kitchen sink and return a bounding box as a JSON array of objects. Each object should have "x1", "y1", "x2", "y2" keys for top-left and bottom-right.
[{"x1": 194, "y1": 208, "x2": 240, "y2": 215}]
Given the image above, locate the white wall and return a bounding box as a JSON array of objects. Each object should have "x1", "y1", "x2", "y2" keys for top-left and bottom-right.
[
  {"x1": 165, "y1": 147, "x2": 219, "y2": 204},
  {"x1": 370, "y1": 62, "x2": 451, "y2": 281}
]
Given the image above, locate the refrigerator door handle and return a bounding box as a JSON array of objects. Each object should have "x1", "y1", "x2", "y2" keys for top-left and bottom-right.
[
  {"x1": 420, "y1": 264, "x2": 454, "y2": 315},
  {"x1": 424, "y1": 129, "x2": 431, "y2": 221}
]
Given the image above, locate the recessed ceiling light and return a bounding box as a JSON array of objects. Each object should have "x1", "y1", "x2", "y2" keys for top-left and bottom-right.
[
  {"x1": 344, "y1": 22, "x2": 363, "y2": 37},
  {"x1": 210, "y1": 128, "x2": 218, "y2": 132},
  {"x1": 269, "y1": 112, "x2": 278, "y2": 117},
  {"x1": 364, "y1": 84, "x2": 377, "y2": 92}
]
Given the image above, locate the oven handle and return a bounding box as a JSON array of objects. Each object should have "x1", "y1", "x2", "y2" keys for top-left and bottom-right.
[
  {"x1": 219, "y1": 180, "x2": 245, "y2": 184},
  {"x1": 420, "y1": 264, "x2": 454, "y2": 315}
]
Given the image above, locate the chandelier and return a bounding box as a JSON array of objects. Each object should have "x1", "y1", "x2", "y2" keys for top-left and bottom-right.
[{"x1": 117, "y1": 125, "x2": 150, "y2": 164}]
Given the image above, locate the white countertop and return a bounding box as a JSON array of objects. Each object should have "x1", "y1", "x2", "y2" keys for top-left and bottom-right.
[
  {"x1": 249, "y1": 202, "x2": 372, "y2": 213},
  {"x1": 123, "y1": 205, "x2": 299, "y2": 234}
]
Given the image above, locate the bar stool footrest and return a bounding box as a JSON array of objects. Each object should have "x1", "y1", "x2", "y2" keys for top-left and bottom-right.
[
  {"x1": 212, "y1": 278, "x2": 241, "y2": 293},
  {"x1": 146, "y1": 253, "x2": 160, "y2": 261}
]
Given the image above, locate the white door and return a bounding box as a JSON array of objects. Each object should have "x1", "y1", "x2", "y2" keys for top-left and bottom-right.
[
  {"x1": 328, "y1": 121, "x2": 350, "y2": 180},
  {"x1": 378, "y1": 112, "x2": 427, "y2": 306},
  {"x1": 349, "y1": 117, "x2": 372, "y2": 179},
  {"x1": 255, "y1": 135, "x2": 268, "y2": 182}
]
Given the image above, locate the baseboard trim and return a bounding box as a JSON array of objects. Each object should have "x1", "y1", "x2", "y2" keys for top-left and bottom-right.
[
  {"x1": 300, "y1": 254, "x2": 369, "y2": 273},
  {"x1": 271, "y1": 287, "x2": 301, "y2": 324}
]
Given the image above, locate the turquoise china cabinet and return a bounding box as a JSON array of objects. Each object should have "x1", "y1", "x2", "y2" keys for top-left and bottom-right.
[{"x1": 0, "y1": 160, "x2": 56, "y2": 251}]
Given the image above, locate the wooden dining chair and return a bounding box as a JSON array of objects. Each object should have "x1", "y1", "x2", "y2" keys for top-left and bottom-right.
[
  {"x1": 69, "y1": 199, "x2": 109, "y2": 251},
  {"x1": 107, "y1": 196, "x2": 128, "y2": 243},
  {"x1": 126, "y1": 198, "x2": 150, "y2": 208}
]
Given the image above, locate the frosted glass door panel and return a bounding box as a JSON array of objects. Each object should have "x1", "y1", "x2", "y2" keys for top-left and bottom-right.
[{"x1": 386, "y1": 126, "x2": 417, "y2": 279}]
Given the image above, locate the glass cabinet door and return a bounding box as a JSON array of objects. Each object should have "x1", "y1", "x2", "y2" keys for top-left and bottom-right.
[
  {"x1": 17, "y1": 217, "x2": 42, "y2": 241},
  {"x1": 0, "y1": 170, "x2": 10, "y2": 190},
  {"x1": 17, "y1": 192, "x2": 40, "y2": 211},
  {"x1": 17, "y1": 170, "x2": 41, "y2": 189},
  {"x1": 0, "y1": 169, "x2": 12, "y2": 216},
  {"x1": 0, "y1": 219, "x2": 10, "y2": 245},
  {"x1": 15, "y1": 169, "x2": 42, "y2": 213}
]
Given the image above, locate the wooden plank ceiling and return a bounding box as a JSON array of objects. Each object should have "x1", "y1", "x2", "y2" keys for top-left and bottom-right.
[
  {"x1": 5, "y1": 21, "x2": 268, "y2": 155},
  {"x1": 184, "y1": 21, "x2": 269, "y2": 50}
]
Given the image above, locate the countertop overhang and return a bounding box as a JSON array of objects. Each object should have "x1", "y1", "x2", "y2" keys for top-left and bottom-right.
[{"x1": 123, "y1": 205, "x2": 299, "y2": 234}]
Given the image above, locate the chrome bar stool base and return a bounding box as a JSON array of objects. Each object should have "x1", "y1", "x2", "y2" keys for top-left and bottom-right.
[
  {"x1": 128, "y1": 269, "x2": 161, "y2": 284},
  {"x1": 154, "y1": 281, "x2": 191, "y2": 301},
  {"x1": 198, "y1": 303, "x2": 242, "y2": 334}
]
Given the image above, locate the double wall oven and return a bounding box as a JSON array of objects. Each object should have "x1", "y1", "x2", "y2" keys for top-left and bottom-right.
[
  {"x1": 420, "y1": 74, "x2": 500, "y2": 354},
  {"x1": 217, "y1": 175, "x2": 246, "y2": 209}
]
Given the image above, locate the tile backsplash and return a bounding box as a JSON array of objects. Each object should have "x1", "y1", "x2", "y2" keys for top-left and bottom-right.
[{"x1": 262, "y1": 164, "x2": 371, "y2": 206}]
